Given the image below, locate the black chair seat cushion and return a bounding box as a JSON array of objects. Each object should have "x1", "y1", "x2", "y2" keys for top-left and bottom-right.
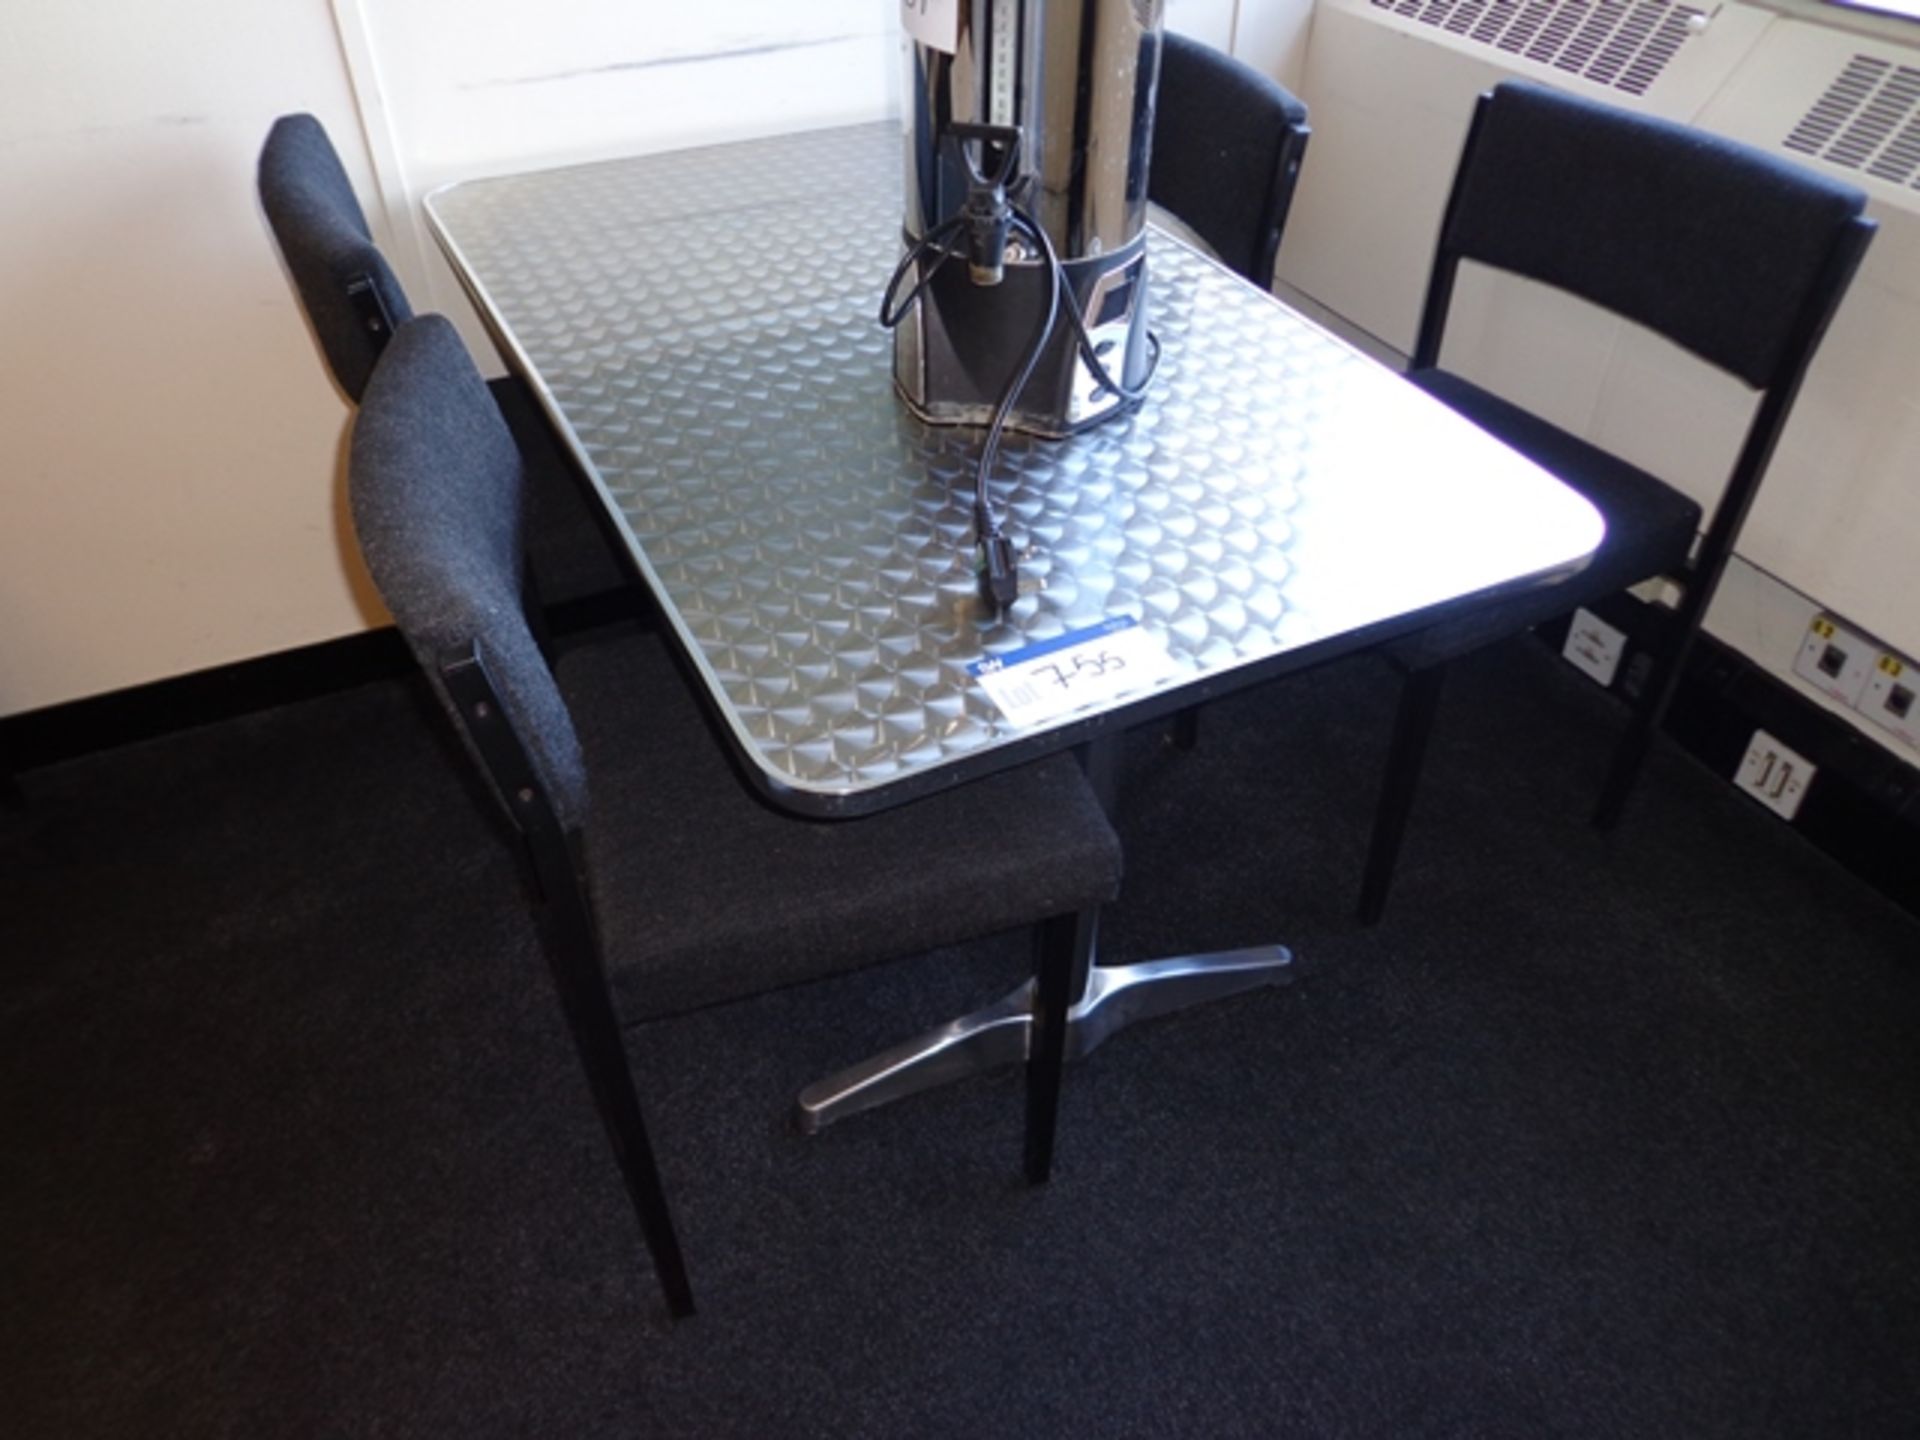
[
  {"x1": 1384, "y1": 367, "x2": 1704, "y2": 672},
  {"x1": 565, "y1": 632, "x2": 1123, "y2": 1021}
]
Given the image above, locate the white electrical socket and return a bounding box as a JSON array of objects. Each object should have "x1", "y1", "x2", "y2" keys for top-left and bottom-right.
[
  {"x1": 1562, "y1": 606, "x2": 1626, "y2": 687},
  {"x1": 1734, "y1": 729, "x2": 1816, "y2": 820},
  {"x1": 1792, "y1": 614, "x2": 1874, "y2": 707},
  {"x1": 1859, "y1": 652, "x2": 1920, "y2": 749}
]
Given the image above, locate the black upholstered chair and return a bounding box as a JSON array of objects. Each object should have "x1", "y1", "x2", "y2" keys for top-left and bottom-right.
[
  {"x1": 1147, "y1": 31, "x2": 1310, "y2": 290},
  {"x1": 347, "y1": 314, "x2": 1123, "y2": 1318},
  {"x1": 258, "y1": 113, "x2": 628, "y2": 614},
  {"x1": 1150, "y1": 35, "x2": 1308, "y2": 755},
  {"x1": 1356, "y1": 81, "x2": 1875, "y2": 923}
]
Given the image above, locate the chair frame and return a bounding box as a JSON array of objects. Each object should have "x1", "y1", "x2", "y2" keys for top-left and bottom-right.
[{"x1": 1356, "y1": 87, "x2": 1876, "y2": 922}]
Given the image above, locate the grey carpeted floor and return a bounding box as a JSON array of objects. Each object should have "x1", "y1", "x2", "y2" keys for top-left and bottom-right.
[{"x1": 3, "y1": 630, "x2": 1916, "y2": 1438}]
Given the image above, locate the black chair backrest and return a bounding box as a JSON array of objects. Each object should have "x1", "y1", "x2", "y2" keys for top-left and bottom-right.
[
  {"x1": 348, "y1": 315, "x2": 588, "y2": 832},
  {"x1": 1148, "y1": 31, "x2": 1311, "y2": 290},
  {"x1": 259, "y1": 113, "x2": 414, "y2": 403},
  {"x1": 1417, "y1": 81, "x2": 1872, "y2": 393}
]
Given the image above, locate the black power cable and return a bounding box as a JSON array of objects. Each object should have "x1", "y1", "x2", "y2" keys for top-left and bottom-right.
[
  {"x1": 877, "y1": 217, "x2": 967, "y2": 330},
  {"x1": 1018, "y1": 211, "x2": 1159, "y2": 410},
  {"x1": 966, "y1": 209, "x2": 1060, "y2": 608},
  {"x1": 880, "y1": 205, "x2": 1157, "y2": 609}
]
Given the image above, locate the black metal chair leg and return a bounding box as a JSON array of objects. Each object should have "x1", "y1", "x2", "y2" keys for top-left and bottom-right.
[
  {"x1": 1594, "y1": 559, "x2": 1724, "y2": 831},
  {"x1": 1593, "y1": 709, "x2": 1657, "y2": 834},
  {"x1": 1592, "y1": 631, "x2": 1705, "y2": 833},
  {"x1": 1025, "y1": 908, "x2": 1098, "y2": 1184},
  {"x1": 552, "y1": 947, "x2": 695, "y2": 1317},
  {"x1": 1358, "y1": 663, "x2": 1448, "y2": 926},
  {"x1": 536, "y1": 866, "x2": 695, "y2": 1318}
]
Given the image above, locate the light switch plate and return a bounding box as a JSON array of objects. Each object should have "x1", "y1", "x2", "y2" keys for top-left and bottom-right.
[
  {"x1": 1792, "y1": 614, "x2": 1873, "y2": 707},
  {"x1": 1562, "y1": 606, "x2": 1626, "y2": 687}
]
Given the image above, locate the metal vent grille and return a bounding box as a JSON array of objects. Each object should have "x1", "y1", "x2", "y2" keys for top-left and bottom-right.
[
  {"x1": 1784, "y1": 54, "x2": 1920, "y2": 188},
  {"x1": 1367, "y1": 0, "x2": 1706, "y2": 96}
]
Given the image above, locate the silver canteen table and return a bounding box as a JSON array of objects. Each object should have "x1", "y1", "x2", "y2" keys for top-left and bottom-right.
[{"x1": 425, "y1": 122, "x2": 1604, "y2": 1131}]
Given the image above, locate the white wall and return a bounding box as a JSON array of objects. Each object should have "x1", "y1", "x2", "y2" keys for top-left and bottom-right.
[
  {"x1": 1170, "y1": 0, "x2": 1245, "y2": 53},
  {"x1": 0, "y1": 0, "x2": 384, "y2": 716},
  {"x1": 1233, "y1": 0, "x2": 1318, "y2": 90}
]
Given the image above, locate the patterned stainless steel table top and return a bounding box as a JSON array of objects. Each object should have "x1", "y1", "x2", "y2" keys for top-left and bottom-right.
[{"x1": 427, "y1": 123, "x2": 1603, "y2": 814}]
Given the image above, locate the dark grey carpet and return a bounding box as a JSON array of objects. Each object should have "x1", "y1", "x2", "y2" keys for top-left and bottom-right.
[{"x1": 3, "y1": 632, "x2": 1915, "y2": 1438}]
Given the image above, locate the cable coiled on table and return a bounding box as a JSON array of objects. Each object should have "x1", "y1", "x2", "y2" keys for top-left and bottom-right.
[{"x1": 880, "y1": 207, "x2": 1157, "y2": 608}]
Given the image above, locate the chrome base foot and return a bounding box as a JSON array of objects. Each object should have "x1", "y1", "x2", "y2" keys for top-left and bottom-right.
[{"x1": 795, "y1": 944, "x2": 1292, "y2": 1133}]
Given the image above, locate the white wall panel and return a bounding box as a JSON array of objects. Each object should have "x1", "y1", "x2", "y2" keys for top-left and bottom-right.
[
  {"x1": 0, "y1": 0, "x2": 382, "y2": 714},
  {"x1": 1232, "y1": 0, "x2": 1320, "y2": 90},
  {"x1": 1165, "y1": 0, "x2": 1242, "y2": 51},
  {"x1": 359, "y1": 1, "x2": 897, "y2": 187}
]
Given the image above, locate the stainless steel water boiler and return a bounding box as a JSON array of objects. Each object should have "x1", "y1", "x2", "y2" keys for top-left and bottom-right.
[{"x1": 889, "y1": 0, "x2": 1164, "y2": 440}]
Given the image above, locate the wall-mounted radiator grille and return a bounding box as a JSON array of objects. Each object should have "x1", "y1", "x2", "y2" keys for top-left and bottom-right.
[
  {"x1": 1784, "y1": 54, "x2": 1920, "y2": 188},
  {"x1": 1366, "y1": 0, "x2": 1706, "y2": 95}
]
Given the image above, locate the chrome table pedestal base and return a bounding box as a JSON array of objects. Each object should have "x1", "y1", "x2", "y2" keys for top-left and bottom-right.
[{"x1": 795, "y1": 944, "x2": 1293, "y2": 1133}]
